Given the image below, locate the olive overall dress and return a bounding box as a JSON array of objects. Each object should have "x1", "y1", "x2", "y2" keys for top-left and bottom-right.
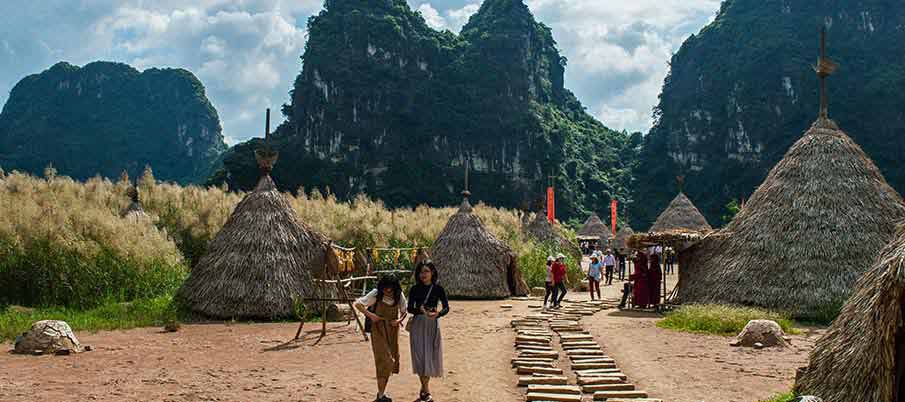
[{"x1": 371, "y1": 299, "x2": 400, "y2": 378}]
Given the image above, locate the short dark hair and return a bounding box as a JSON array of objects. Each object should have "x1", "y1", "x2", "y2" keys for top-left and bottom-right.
[{"x1": 415, "y1": 260, "x2": 439, "y2": 285}]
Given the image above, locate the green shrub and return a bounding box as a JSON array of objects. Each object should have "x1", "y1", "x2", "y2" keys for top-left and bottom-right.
[
  {"x1": 658, "y1": 304, "x2": 798, "y2": 336},
  {"x1": 0, "y1": 295, "x2": 180, "y2": 342},
  {"x1": 758, "y1": 391, "x2": 796, "y2": 402}
]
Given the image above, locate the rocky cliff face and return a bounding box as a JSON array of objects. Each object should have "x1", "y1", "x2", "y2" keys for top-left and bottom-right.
[
  {"x1": 213, "y1": 0, "x2": 636, "y2": 219},
  {"x1": 631, "y1": 0, "x2": 905, "y2": 228},
  {"x1": 0, "y1": 61, "x2": 226, "y2": 183}
]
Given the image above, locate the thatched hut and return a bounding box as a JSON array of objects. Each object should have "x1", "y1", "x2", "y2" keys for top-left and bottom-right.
[
  {"x1": 177, "y1": 147, "x2": 329, "y2": 319},
  {"x1": 611, "y1": 225, "x2": 635, "y2": 253},
  {"x1": 577, "y1": 214, "x2": 610, "y2": 243},
  {"x1": 795, "y1": 223, "x2": 905, "y2": 402},
  {"x1": 525, "y1": 211, "x2": 580, "y2": 258},
  {"x1": 678, "y1": 118, "x2": 905, "y2": 317},
  {"x1": 431, "y1": 193, "x2": 527, "y2": 299},
  {"x1": 649, "y1": 192, "x2": 712, "y2": 234},
  {"x1": 120, "y1": 185, "x2": 149, "y2": 220}
]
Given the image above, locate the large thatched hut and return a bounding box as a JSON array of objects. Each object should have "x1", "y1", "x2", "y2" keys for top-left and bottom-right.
[
  {"x1": 678, "y1": 118, "x2": 905, "y2": 317},
  {"x1": 649, "y1": 192, "x2": 712, "y2": 234},
  {"x1": 177, "y1": 147, "x2": 329, "y2": 319},
  {"x1": 795, "y1": 223, "x2": 905, "y2": 402},
  {"x1": 525, "y1": 211, "x2": 580, "y2": 258},
  {"x1": 577, "y1": 214, "x2": 610, "y2": 242},
  {"x1": 431, "y1": 193, "x2": 528, "y2": 299}
]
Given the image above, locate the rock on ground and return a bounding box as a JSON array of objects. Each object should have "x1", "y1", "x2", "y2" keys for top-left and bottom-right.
[
  {"x1": 14, "y1": 320, "x2": 81, "y2": 355},
  {"x1": 731, "y1": 320, "x2": 788, "y2": 348}
]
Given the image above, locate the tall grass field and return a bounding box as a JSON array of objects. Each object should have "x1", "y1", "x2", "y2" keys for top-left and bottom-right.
[{"x1": 0, "y1": 167, "x2": 578, "y2": 340}]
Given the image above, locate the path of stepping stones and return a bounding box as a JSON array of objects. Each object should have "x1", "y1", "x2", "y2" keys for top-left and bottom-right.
[{"x1": 510, "y1": 299, "x2": 663, "y2": 402}]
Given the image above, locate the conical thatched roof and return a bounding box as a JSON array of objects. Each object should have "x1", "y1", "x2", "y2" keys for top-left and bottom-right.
[
  {"x1": 577, "y1": 214, "x2": 610, "y2": 239},
  {"x1": 649, "y1": 192, "x2": 712, "y2": 233},
  {"x1": 679, "y1": 118, "x2": 905, "y2": 318},
  {"x1": 177, "y1": 171, "x2": 329, "y2": 319},
  {"x1": 526, "y1": 211, "x2": 580, "y2": 257},
  {"x1": 431, "y1": 196, "x2": 527, "y2": 299},
  {"x1": 795, "y1": 223, "x2": 905, "y2": 402},
  {"x1": 612, "y1": 225, "x2": 635, "y2": 252}
]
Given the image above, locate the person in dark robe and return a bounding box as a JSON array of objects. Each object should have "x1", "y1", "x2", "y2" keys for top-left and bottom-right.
[
  {"x1": 648, "y1": 252, "x2": 662, "y2": 308},
  {"x1": 630, "y1": 252, "x2": 649, "y2": 308}
]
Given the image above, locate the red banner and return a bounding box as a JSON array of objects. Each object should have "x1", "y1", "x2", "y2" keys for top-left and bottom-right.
[
  {"x1": 546, "y1": 187, "x2": 555, "y2": 223},
  {"x1": 611, "y1": 199, "x2": 618, "y2": 237}
]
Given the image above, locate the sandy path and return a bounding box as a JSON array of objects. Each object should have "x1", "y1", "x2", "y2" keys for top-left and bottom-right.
[
  {"x1": 1, "y1": 277, "x2": 822, "y2": 402},
  {"x1": 1, "y1": 300, "x2": 529, "y2": 402}
]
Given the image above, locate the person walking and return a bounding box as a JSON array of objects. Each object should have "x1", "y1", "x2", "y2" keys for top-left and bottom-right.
[
  {"x1": 551, "y1": 254, "x2": 569, "y2": 308},
  {"x1": 355, "y1": 276, "x2": 407, "y2": 402},
  {"x1": 616, "y1": 249, "x2": 627, "y2": 281},
  {"x1": 407, "y1": 261, "x2": 449, "y2": 402},
  {"x1": 587, "y1": 255, "x2": 602, "y2": 300},
  {"x1": 602, "y1": 249, "x2": 616, "y2": 286},
  {"x1": 543, "y1": 256, "x2": 555, "y2": 309}
]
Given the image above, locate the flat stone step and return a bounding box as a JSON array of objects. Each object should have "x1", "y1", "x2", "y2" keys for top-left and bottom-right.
[
  {"x1": 593, "y1": 390, "x2": 649, "y2": 400},
  {"x1": 560, "y1": 334, "x2": 593, "y2": 341},
  {"x1": 582, "y1": 383, "x2": 636, "y2": 393},
  {"x1": 511, "y1": 357, "x2": 556, "y2": 364},
  {"x1": 513, "y1": 361, "x2": 555, "y2": 368},
  {"x1": 526, "y1": 392, "x2": 582, "y2": 402},
  {"x1": 572, "y1": 362, "x2": 617, "y2": 370},
  {"x1": 517, "y1": 366, "x2": 564, "y2": 375},
  {"x1": 577, "y1": 376, "x2": 625, "y2": 385},
  {"x1": 578, "y1": 373, "x2": 627, "y2": 382},
  {"x1": 571, "y1": 357, "x2": 615, "y2": 364},
  {"x1": 561, "y1": 343, "x2": 600, "y2": 350},
  {"x1": 519, "y1": 351, "x2": 559, "y2": 359},
  {"x1": 576, "y1": 368, "x2": 622, "y2": 375},
  {"x1": 567, "y1": 349, "x2": 604, "y2": 356},
  {"x1": 517, "y1": 376, "x2": 568, "y2": 386},
  {"x1": 607, "y1": 399, "x2": 662, "y2": 402},
  {"x1": 517, "y1": 335, "x2": 553, "y2": 342},
  {"x1": 527, "y1": 384, "x2": 582, "y2": 395}
]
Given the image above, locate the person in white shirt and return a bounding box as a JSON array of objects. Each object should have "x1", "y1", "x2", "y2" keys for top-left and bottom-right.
[
  {"x1": 543, "y1": 256, "x2": 555, "y2": 309},
  {"x1": 603, "y1": 249, "x2": 617, "y2": 285},
  {"x1": 354, "y1": 276, "x2": 408, "y2": 402}
]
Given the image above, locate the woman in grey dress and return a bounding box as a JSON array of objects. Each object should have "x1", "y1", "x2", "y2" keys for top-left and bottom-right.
[{"x1": 407, "y1": 261, "x2": 449, "y2": 402}]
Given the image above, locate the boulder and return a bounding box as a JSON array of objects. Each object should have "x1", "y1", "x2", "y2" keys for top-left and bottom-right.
[
  {"x1": 326, "y1": 304, "x2": 355, "y2": 322},
  {"x1": 14, "y1": 320, "x2": 81, "y2": 355},
  {"x1": 530, "y1": 287, "x2": 547, "y2": 297},
  {"x1": 576, "y1": 280, "x2": 589, "y2": 291},
  {"x1": 731, "y1": 320, "x2": 788, "y2": 348}
]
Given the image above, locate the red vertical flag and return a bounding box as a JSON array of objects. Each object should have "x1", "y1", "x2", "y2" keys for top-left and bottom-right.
[
  {"x1": 611, "y1": 199, "x2": 618, "y2": 237},
  {"x1": 546, "y1": 187, "x2": 555, "y2": 223}
]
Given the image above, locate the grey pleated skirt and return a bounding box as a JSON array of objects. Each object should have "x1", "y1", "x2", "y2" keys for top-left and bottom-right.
[{"x1": 409, "y1": 315, "x2": 444, "y2": 377}]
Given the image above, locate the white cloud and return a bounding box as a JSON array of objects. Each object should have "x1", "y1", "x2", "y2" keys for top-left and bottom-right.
[
  {"x1": 446, "y1": 3, "x2": 480, "y2": 31},
  {"x1": 0, "y1": 0, "x2": 722, "y2": 142},
  {"x1": 417, "y1": 4, "x2": 447, "y2": 30},
  {"x1": 524, "y1": 0, "x2": 721, "y2": 133}
]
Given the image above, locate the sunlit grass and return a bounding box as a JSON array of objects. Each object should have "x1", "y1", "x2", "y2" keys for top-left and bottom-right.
[{"x1": 658, "y1": 304, "x2": 799, "y2": 336}]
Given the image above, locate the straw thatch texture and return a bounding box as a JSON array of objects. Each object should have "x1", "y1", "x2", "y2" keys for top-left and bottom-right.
[
  {"x1": 796, "y1": 223, "x2": 905, "y2": 402},
  {"x1": 177, "y1": 175, "x2": 329, "y2": 319},
  {"x1": 577, "y1": 214, "x2": 610, "y2": 240},
  {"x1": 611, "y1": 225, "x2": 635, "y2": 252},
  {"x1": 649, "y1": 192, "x2": 712, "y2": 233},
  {"x1": 525, "y1": 211, "x2": 580, "y2": 258},
  {"x1": 627, "y1": 230, "x2": 705, "y2": 250},
  {"x1": 431, "y1": 197, "x2": 524, "y2": 299},
  {"x1": 679, "y1": 118, "x2": 905, "y2": 317}
]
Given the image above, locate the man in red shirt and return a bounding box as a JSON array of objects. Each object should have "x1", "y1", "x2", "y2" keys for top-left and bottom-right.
[{"x1": 550, "y1": 254, "x2": 569, "y2": 309}]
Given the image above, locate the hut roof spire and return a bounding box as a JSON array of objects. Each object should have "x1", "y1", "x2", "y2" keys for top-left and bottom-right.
[
  {"x1": 254, "y1": 108, "x2": 278, "y2": 177},
  {"x1": 814, "y1": 26, "x2": 838, "y2": 119}
]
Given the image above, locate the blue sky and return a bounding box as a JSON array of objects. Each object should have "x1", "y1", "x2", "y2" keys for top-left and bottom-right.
[{"x1": 0, "y1": 0, "x2": 721, "y2": 145}]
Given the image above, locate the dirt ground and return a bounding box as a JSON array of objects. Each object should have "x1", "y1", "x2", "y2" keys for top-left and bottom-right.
[{"x1": 0, "y1": 274, "x2": 822, "y2": 402}]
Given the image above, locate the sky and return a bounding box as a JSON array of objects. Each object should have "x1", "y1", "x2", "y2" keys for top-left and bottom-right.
[{"x1": 0, "y1": 0, "x2": 721, "y2": 145}]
